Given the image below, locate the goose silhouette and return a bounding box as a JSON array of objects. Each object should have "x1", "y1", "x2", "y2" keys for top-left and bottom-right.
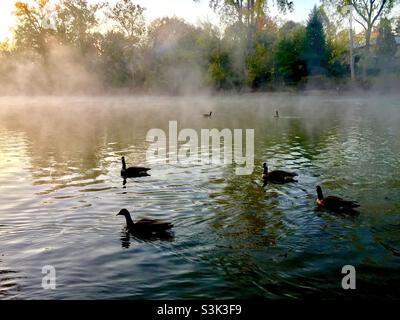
[
  {"x1": 120, "y1": 156, "x2": 151, "y2": 178},
  {"x1": 316, "y1": 186, "x2": 360, "y2": 212},
  {"x1": 262, "y1": 163, "x2": 298, "y2": 185},
  {"x1": 117, "y1": 209, "x2": 173, "y2": 235}
]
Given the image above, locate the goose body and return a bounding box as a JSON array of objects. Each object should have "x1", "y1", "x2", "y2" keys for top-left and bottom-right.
[
  {"x1": 121, "y1": 156, "x2": 151, "y2": 177},
  {"x1": 262, "y1": 163, "x2": 297, "y2": 184},
  {"x1": 203, "y1": 111, "x2": 212, "y2": 117},
  {"x1": 316, "y1": 186, "x2": 360, "y2": 211},
  {"x1": 117, "y1": 209, "x2": 173, "y2": 235}
]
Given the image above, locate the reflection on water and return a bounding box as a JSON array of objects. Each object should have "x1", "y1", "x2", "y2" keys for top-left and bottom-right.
[
  {"x1": 0, "y1": 267, "x2": 21, "y2": 299},
  {"x1": 120, "y1": 230, "x2": 174, "y2": 249},
  {"x1": 0, "y1": 95, "x2": 399, "y2": 299}
]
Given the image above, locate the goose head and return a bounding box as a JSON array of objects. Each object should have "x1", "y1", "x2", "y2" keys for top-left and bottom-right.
[
  {"x1": 117, "y1": 208, "x2": 130, "y2": 217},
  {"x1": 117, "y1": 208, "x2": 135, "y2": 227}
]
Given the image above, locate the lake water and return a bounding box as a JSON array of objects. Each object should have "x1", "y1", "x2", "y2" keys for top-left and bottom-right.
[{"x1": 0, "y1": 94, "x2": 399, "y2": 299}]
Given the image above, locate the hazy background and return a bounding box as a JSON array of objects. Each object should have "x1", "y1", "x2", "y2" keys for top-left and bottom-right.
[
  {"x1": 0, "y1": 0, "x2": 323, "y2": 40},
  {"x1": 0, "y1": 0, "x2": 399, "y2": 95}
]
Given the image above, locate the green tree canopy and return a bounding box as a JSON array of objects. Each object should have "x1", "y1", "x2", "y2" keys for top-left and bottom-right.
[
  {"x1": 274, "y1": 23, "x2": 306, "y2": 84},
  {"x1": 304, "y1": 6, "x2": 328, "y2": 76}
]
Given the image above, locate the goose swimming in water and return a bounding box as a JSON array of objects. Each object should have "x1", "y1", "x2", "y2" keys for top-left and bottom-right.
[
  {"x1": 262, "y1": 163, "x2": 298, "y2": 185},
  {"x1": 121, "y1": 156, "x2": 151, "y2": 178},
  {"x1": 117, "y1": 209, "x2": 173, "y2": 235},
  {"x1": 316, "y1": 186, "x2": 360, "y2": 212},
  {"x1": 203, "y1": 111, "x2": 212, "y2": 117}
]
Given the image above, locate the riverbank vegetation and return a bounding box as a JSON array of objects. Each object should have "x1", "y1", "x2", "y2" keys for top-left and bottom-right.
[{"x1": 0, "y1": 0, "x2": 399, "y2": 95}]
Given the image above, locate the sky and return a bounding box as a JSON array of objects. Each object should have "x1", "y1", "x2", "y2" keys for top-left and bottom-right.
[{"x1": 0, "y1": 0, "x2": 320, "y2": 41}]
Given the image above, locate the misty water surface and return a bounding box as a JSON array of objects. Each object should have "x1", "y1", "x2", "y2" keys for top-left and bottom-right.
[{"x1": 0, "y1": 94, "x2": 399, "y2": 299}]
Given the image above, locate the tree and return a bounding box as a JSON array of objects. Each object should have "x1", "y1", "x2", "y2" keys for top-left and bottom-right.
[
  {"x1": 326, "y1": 29, "x2": 350, "y2": 78},
  {"x1": 322, "y1": 0, "x2": 398, "y2": 78},
  {"x1": 208, "y1": 0, "x2": 293, "y2": 27},
  {"x1": 99, "y1": 31, "x2": 133, "y2": 86},
  {"x1": 317, "y1": 6, "x2": 349, "y2": 78},
  {"x1": 376, "y1": 18, "x2": 397, "y2": 70},
  {"x1": 146, "y1": 17, "x2": 204, "y2": 93},
  {"x1": 274, "y1": 24, "x2": 306, "y2": 84},
  {"x1": 278, "y1": 20, "x2": 301, "y2": 38},
  {"x1": 13, "y1": 0, "x2": 56, "y2": 57},
  {"x1": 56, "y1": 0, "x2": 104, "y2": 55},
  {"x1": 222, "y1": 21, "x2": 248, "y2": 87},
  {"x1": 206, "y1": 0, "x2": 293, "y2": 83},
  {"x1": 100, "y1": 0, "x2": 147, "y2": 88},
  {"x1": 210, "y1": 0, "x2": 290, "y2": 44},
  {"x1": 246, "y1": 29, "x2": 275, "y2": 88},
  {"x1": 304, "y1": 6, "x2": 328, "y2": 76},
  {"x1": 209, "y1": 50, "x2": 235, "y2": 89},
  {"x1": 106, "y1": 0, "x2": 146, "y2": 43},
  {"x1": 0, "y1": 40, "x2": 12, "y2": 53}
]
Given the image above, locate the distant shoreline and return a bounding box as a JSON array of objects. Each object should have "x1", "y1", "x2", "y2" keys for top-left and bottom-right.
[{"x1": 1, "y1": 90, "x2": 399, "y2": 101}]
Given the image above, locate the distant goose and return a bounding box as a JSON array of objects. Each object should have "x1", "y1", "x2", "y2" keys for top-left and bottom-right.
[
  {"x1": 121, "y1": 156, "x2": 151, "y2": 177},
  {"x1": 274, "y1": 110, "x2": 279, "y2": 118},
  {"x1": 203, "y1": 111, "x2": 212, "y2": 117},
  {"x1": 117, "y1": 209, "x2": 173, "y2": 235},
  {"x1": 262, "y1": 163, "x2": 298, "y2": 185},
  {"x1": 316, "y1": 186, "x2": 360, "y2": 212}
]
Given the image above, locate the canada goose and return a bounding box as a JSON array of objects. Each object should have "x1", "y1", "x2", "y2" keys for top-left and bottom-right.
[
  {"x1": 117, "y1": 209, "x2": 173, "y2": 235},
  {"x1": 203, "y1": 111, "x2": 212, "y2": 117},
  {"x1": 121, "y1": 156, "x2": 151, "y2": 177},
  {"x1": 262, "y1": 163, "x2": 298, "y2": 185},
  {"x1": 316, "y1": 186, "x2": 360, "y2": 212}
]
